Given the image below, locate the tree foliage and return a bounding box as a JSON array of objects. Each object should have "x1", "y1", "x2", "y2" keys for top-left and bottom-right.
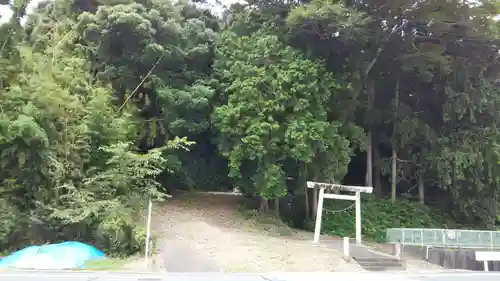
[
  {"x1": 213, "y1": 29, "x2": 363, "y2": 203},
  {"x1": 1, "y1": 0, "x2": 500, "y2": 254}
]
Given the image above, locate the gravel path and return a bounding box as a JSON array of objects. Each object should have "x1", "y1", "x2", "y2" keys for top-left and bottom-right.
[
  {"x1": 152, "y1": 193, "x2": 360, "y2": 272},
  {"x1": 161, "y1": 240, "x2": 221, "y2": 272}
]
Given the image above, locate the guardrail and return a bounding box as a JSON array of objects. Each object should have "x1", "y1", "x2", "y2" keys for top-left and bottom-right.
[{"x1": 386, "y1": 228, "x2": 500, "y2": 249}]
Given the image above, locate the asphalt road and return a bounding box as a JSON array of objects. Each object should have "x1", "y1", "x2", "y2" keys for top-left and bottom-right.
[{"x1": 1, "y1": 270, "x2": 500, "y2": 281}]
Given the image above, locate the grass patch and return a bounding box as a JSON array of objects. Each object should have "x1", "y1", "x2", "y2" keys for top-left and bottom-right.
[
  {"x1": 223, "y1": 264, "x2": 254, "y2": 272},
  {"x1": 83, "y1": 258, "x2": 130, "y2": 271},
  {"x1": 321, "y1": 197, "x2": 459, "y2": 242}
]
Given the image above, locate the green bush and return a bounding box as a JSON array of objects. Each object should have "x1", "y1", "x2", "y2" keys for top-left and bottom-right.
[
  {"x1": 321, "y1": 197, "x2": 458, "y2": 242},
  {"x1": 95, "y1": 215, "x2": 156, "y2": 257}
]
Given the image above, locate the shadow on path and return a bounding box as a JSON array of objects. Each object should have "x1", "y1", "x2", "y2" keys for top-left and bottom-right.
[{"x1": 161, "y1": 240, "x2": 221, "y2": 272}]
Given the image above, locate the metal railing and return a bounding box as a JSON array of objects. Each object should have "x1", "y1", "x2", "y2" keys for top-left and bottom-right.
[{"x1": 386, "y1": 228, "x2": 500, "y2": 249}]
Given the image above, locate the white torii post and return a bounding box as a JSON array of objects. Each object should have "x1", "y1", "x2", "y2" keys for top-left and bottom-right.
[
  {"x1": 144, "y1": 194, "x2": 171, "y2": 269},
  {"x1": 307, "y1": 181, "x2": 373, "y2": 245},
  {"x1": 144, "y1": 198, "x2": 153, "y2": 269}
]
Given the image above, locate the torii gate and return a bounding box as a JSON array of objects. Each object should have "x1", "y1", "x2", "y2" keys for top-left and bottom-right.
[{"x1": 307, "y1": 181, "x2": 373, "y2": 245}]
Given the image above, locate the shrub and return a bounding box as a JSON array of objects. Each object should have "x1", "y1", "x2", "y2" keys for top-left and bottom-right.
[{"x1": 320, "y1": 197, "x2": 457, "y2": 242}]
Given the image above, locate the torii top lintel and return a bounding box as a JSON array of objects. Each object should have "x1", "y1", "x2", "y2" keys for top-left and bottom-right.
[{"x1": 306, "y1": 181, "x2": 373, "y2": 194}]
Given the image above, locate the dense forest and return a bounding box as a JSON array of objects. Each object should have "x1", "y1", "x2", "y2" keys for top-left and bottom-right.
[{"x1": 0, "y1": 0, "x2": 499, "y2": 255}]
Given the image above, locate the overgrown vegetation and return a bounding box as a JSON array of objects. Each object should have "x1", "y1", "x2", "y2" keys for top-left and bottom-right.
[
  {"x1": 320, "y1": 198, "x2": 458, "y2": 242},
  {"x1": 0, "y1": 0, "x2": 499, "y2": 256}
]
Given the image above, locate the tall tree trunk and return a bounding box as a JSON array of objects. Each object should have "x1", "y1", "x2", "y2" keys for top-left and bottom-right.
[
  {"x1": 391, "y1": 79, "x2": 400, "y2": 202},
  {"x1": 365, "y1": 80, "x2": 374, "y2": 187},
  {"x1": 311, "y1": 171, "x2": 319, "y2": 218},
  {"x1": 391, "y1": 149, "x2": 397, "y2": 202},
  {"x1": 259, "y1": 197, "x2": 269, "y2": 212},
  {"x1": 373, "y1": 146, "x2": 382, "y2": 196},
  {"x1": 418, "y1": 171, "x2": 425, "y2": 204},
  {"x1": 305, "y1": 185, "x2": 310, "y2": 219},
  {"x1": 366, "y1": 131, "x2": 373, "y2": 187},
  {"x1": 418, "y1": 151, "x2": 426, "y2": 204},
  {"x1": 303, "y1": 164, "x2": 310, "y2": 219}
]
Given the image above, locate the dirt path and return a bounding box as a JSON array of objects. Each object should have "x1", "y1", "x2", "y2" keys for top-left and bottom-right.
[{"x1": 152, "y1": 193, "x2": 360, "y2": 272}]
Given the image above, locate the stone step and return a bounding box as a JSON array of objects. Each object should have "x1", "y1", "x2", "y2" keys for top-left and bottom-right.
[{"x1": 353, "y1": 258, "x2": 404, "y2": 271}]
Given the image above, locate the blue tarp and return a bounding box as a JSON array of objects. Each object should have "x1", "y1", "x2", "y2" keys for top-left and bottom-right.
[{"x1": 0, "y1": 241, "x2": 105, "y2": 269}]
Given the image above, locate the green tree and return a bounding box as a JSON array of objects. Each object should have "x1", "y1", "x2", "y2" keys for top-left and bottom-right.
[{"x1": 213, "y1": 29, "x2": 363, "y2": 211}]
